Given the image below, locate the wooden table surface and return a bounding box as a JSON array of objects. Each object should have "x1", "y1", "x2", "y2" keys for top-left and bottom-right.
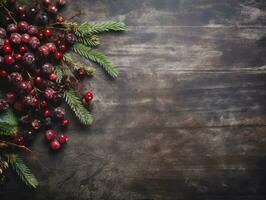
[{"x1": 2, "y1": 0, "x2": 266, "y2": 199}]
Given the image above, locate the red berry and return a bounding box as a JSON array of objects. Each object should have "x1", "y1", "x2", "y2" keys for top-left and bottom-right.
[
  {"x1": 77, "y1": 68, "x2": 86, "y2": 79},
  {"x1": 2, "y1": 45, "x2": 12, "y2": 54},
  {"x1": 35, "y1": 76, "x2": 43, "y2": 84},
  {"x1": 21, "y1": 33, "x2": 31, "y2": 43},
  {"x1": 59, "y1": 44, "x2": 67, "y2": 52},
  {"x1": 16, "y1": 4, "x2": 26, "y2": 14},
  {"x1": 5, "y1": 92, "x2": 16, "y2": 103},
  {"x1": 3, "y1": 39, "x2": 10, "y2": 45},
  {"x1": 0, "y1": 70, "x2": 8, "y2": 77},
  {"x1": 28, "y1": 25, "x2": 38, "y2": 35},
  {"x1": 44, "y1": 87, "x2": 56, "y2": 99},
  {"x1": 17, "y1": 21, "x2": 29, "y2": 32},
  {"x1": 49, "y1": 73, "x2": 57, "y2": 81},
  {"x1": 61, "y1": 118, "x2": 69, "y2": 127},
  {"x1": 38, "y1": 45, "x2": 49, "y2": 57},
  {"x1": 46, "y1": 130, "x2": 56, "y2": 141},
  {"x1": 43, "y1": 0, "x2": 52, "y2": 7},
  {"x1": 50, "y1": 139, "x2": 61, "y2": 150},
  {"x1": 58, "y1": 134, "x2": 68, "y2": 144},
  {"x1": 47, "y1": 5, "x2": 58, "y2": 14},
  {"x1": 43, "y1": 28, "x2": 53, "y2": 37},
  {"x1": 15, "y1": 136, "x2": 24, "y2": 145},
  {"x1": 43, "y1": 109, "x2": 52, "y2": 117},
  {"x1": 54, "y1": 51, "x2": 63, "y2": 60},
  {"x1": 41, "y1": 100, "x2": 48, "y2": 107},
  {"x1": 84, "y1": 91, "x2": 94, "y2": 101},
  {"x1": 19, "y1": 45, "x2": 27, "y2": 53},
  {"x1": 15, "y1": 53, "x2": 23, "y2": 61},
  {"x1": 4, "y1": 55, "x2": 15, "y2": 64},
  {"x1": 56, "y1": 0, "x2": 66, "y2": 7},
  {"x1": 33, "y1": 98, "x2": 39, "y2": 107},
  {"x1": 10, "y1": 33, "x2": 22, "y2": 45},
  {"x1": 46, "y1": 42, "x2": 57, "y2": 53}
]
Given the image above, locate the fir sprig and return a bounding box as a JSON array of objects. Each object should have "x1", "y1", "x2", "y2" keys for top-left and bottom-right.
[
  {"x1": 8, "y1": 154, "x2": 38, "y2": 188},
  {"x1": 0, "y1": 122, "x2": 17, "y2": 136},
  {"x1": 75, "y1": 21, "x2": 125, "y2": 36},
  {"x1": 78, "y1": 35, "x2": 100, "y2": 47},
  {"x1": 72, "y1": 43, "x2": 118, "y2": 77},
  {"x1": 64, "y1": 89, "x2": 93, "y2": 125},
  {"x1": 54, "y1": 68, "x2": 64, "y2": 83}
]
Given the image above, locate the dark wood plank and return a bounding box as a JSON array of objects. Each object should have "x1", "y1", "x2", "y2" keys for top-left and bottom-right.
[{"x1": 2, "y1": 0, "x2": 266, "y2": 200}]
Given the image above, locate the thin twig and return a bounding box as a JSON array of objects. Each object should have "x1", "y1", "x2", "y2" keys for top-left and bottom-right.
[
  {"x1": 0, "y1": 140, "x2": 32, "y2": 153},
  {"x1": 3, "y1": 6, "x2": 17, "y2": 24}
]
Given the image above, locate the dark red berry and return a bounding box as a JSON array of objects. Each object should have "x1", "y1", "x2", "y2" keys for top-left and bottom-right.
[
  {"x1": 66, "y1": 33, "x2": 77, "y2": 44},
  {"x1": 2, "y1": 45, "x2": 12, "y2": 54},
  {"x1": 43, "y1": 0, "x2": 52, "y2": 7},
  {"x1": 56, "y1": 0, "x2": 66, "y2": 7},
  {"x1": 58, "y1": 134, "x2": 68, "y2": 144},
  {"x1": 54, "y1": 107, "x2": 65, "y2": 119},
  {"x1": 5, "y1": 92, "x2": 16, "y2": 103},
  {"x1": 84, "y1": 91, "x2": 94, "y2": 102},
  {"x1": 44, "y1": 87, "x2": 56, "y2": 99},
  {"x1": 23, "y1": 53, "x2": 35, "y2": 65},
  {"x1": 47, "y1": 5, "x2": 58, "y2": 14},
  {"x1": 43, "y1": 109, "x2": 52, "y2": 117},
  {"x1": 4, "y1": 55, "x2": 15, "y2": 64},
  {"x1": 50, "y1": 139, "x2": 61, "y2": 150},
  {"x1": 3, "y1": 39, "x2": 10, "y2": 45},
  {"x1": 41, "y1": 100, "x2": 48, "y2": 107},
  {"x1": 61, "y1": 118, "x2": 69, "y2": 127},
  {"x1": 43, "y1": 28, "x2": 53, "y2": 37},
  {"x1": 49, "y1": 73, "x2": 57, "y2": 81},
  {"x1": 15, "y1": 136, "x2": 24, "y2": 145},
  {"x1": 15, "y1": 53, "x2": 23, "y2": 61},
  {"x1": 10, "y1": 72, "x2": 23, "y2": 84},
  {"x1": 58, "y1": 44, "x2": 67, "y2": 52},
  {"x1": 46, "y1": 130, "x2": 56, "y2": 141},
  {"x1": 19, "y1": 45, "x2": 27, "y2": 53},
  {"x1": 54, "y1": 51, "x2": 63, "y2": 60},
  {"x1": 35, "y1": 76, "x2": 43, "y2": 84},
  {"x1": 0, "y1": 70, "x2": 8, "y2": 77},
  {"x1": 42, "y1": 63, "x2": 54, "y2": 74},
  {"x1": 21, "y1": 33, "x2": 31, "y2": 43},
  {"x1": 16, "y1": 4, "x2": 26, "y2": 14}
]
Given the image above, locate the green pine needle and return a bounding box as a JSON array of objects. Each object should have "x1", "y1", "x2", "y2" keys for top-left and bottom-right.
[
  {"x1": 75, "y1": 21, "x2": 125, "y2": 36},
  {"x1": 63, "y1": 53, "x2": 73, "y2": 63},
  {"x1": 54, "y1": 68, "x2": 64, "y2": 83},
  {"x1": 8, "y1": 154, "x2": 38, "y2": 188},
  {"x1": 72, "y1": 43, "x2": 118, "y2": 78},
  {"x1": 0, "y1": 122, "x2": 17, "y2": 136},
  {"x1": 64, "y1": 89, "x2": 93, "y2": 125},
  {"x1": 78, "y1": 35, "x2": 100, "y2": 47}
]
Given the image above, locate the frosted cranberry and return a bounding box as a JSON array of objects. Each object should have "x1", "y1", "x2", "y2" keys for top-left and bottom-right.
[
  {"x1": 44, "y1": 87, "x2": 56, "y2": 99},
  {"x1": 46, "y1": 42, "x2": 56, "y2": 53},
  {"x1": 23, "y1": 53, "x2": 35, "y2": 65},
  {"x1": 28, "y1": 25, "x2": 38, "y2": 35},
  {"x1": 42, "y1": 63, "x2": 54, "y2": 74},
  {"x1": 38, "y1": 45, "x2": 49, "y2": 57},
  {"x1": 29, "y1": 36, "x2": 40, "y2": 49},
  {"x1": 9, "y1": 72, "x2": 22, "y2": 83},
  {"x1": 16, "y1": 4, "x2": 26, "y2": 14},
  {"x1": 17, "y1": 21, "x2": 29, "y2": 32},
  {"x1": 10, "y1": 33, "x2": 22, "y2": 45},
  {"x1": 0, "y1": 28, "x2": 6, "y2": 38},
  {"x1": 7, "y1": 24, "x2": 17, "y2": 33},
  {"x1": 66, "y1": 33, "x2": 77, "y2": 44}
]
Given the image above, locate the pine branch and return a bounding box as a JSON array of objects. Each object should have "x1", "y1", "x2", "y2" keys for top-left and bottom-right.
[
  {"x1": 0, "y1": 122, "x2": 17, "y2": 136},
  {"x1": 78, "y1": 35, "x2": 100, "y2": 47},
  {"x1": 72, "y1": 43, "x2": 118, "y2": 78},
  {"x1": 63, "y1": 89, "x2": 93, "y2": 125},
  {"x1": 8, "y1": 154, "x2": 38, "y2": 188},
  {"x1": 54, "y1": 68, "x2": 64, "y2": 83},
  {"x1": 63, "y1": 53, "x2": 73, "y2": 63},
  {"x1": 75, "y1": 21, "x2": 125, "y2": 36}
]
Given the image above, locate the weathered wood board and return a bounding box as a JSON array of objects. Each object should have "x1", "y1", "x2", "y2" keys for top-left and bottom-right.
[{"x1": 2, "y1": 0, "x2": 266, "y2": 199}]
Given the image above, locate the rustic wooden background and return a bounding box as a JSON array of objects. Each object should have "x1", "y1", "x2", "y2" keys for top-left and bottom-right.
[{"x1": 2, "y1": 0, "x2": 266, "y2": 199}]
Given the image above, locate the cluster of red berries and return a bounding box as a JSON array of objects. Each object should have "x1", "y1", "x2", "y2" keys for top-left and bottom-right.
[{"x1": 0, "y1": 0, "x2": 94, "y2": 150}]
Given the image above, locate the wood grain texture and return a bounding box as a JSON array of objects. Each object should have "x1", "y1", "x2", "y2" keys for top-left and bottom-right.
[{"x1": 1, "y1": 0, "x2": 266, "y2": 199}]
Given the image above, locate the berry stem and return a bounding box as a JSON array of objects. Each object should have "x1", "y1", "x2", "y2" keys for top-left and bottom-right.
[
  {"x1": 0, "y1": 139, "x2": 32, "y2": 153},
  {"x1": 3, "y1": 6, "x2": 17, "y2": 24}
]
